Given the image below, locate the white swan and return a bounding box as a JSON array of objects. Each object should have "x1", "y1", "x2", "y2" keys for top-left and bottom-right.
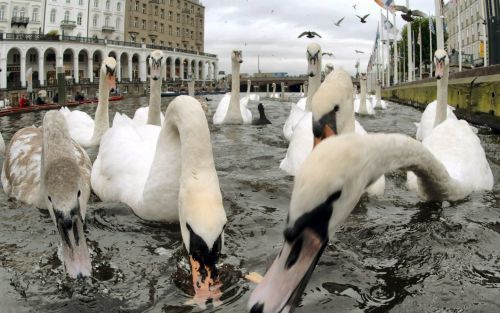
[
  {"x1": 270, "y1": 82, "x2": 279, "y2": 99},
  {"x1": 213, "y1": 50, "x2": 252, "y2": 125},
  {"x1": 373, "y1": 80, "x2": 388, "y2": 110},
  {"x1": 282, "y1": 43, "x2": 322, "y2": 142},
  {"x1": 408, "y1": 50, "x2": 493, "y2": 191},
  {"x1": 60, "y1": 57, "x2": 117, "y2": 148},
  {"x1": 280, "y1": 68, "x2": 385, "y2": 195},
  {"x1": 248, "y1": 133, "x2": 472, "y2": 313},
  {"x1": 0, "y1": 131, "x2": 5, "y2": 155},
  {"x1": 132, "y1": 50, "x2": 166, "y2": 126},
  {"x1": 247, "y1": 79, "x2": 260, "y2": 101},
  {"x1": 92, "y1": 95, "x2": 227, "y2": 296},
  {"x1": 354, "y1": 73, "x2": 375, "y2": 115},
  {"x1": 1, "y1": 111, "x2": 92, "y2": 278}
]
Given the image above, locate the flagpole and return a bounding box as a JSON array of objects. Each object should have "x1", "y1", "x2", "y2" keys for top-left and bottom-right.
[
  {"x1": 380, "y1": 9, "x2": 385, "y2": 87},
  {"x1": 385, "y1": 8, "x2": 391, "y2": 86},
  {"x1": 403, "y1": 41, "x2": 406, "y2": 82},
  {"x1": 480, "y1": 0, "x2": 488, "y2": 66},
  {"x1": 457, "y1": 2, "x2": 462, "y2": 72},
  {"x1": 429, "y1": 15, "x2": 433, "y2": 77},
  {"x1": 419, "y1": 23, "x2": 422, "y2": 80},
  {"x1": 393, "y1": 10, "x2": 398, "y2": 85},
  {"x1": 406, "y1": 0, "x2": 413, "y2": 82},
  {"x1": 434, "y1": 0, "x2": 445, "y2": 49},
  {"x1": 412, "y1": 28, "x2": 416, "y2": 81}
]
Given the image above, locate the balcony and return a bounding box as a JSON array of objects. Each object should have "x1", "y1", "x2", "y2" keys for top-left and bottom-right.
[
  {"x1": 11, "y1": 16, "x2": 29, "y2": 27},
  {"x1": 60, "y1": 20, "x2": 77, "y2": 29},
  {"x1": 102, "y1": 25, "x2": 115, "y2": 32},
  {"x1": 182, "y1": 8, "x2": 191, "y2": 14}
]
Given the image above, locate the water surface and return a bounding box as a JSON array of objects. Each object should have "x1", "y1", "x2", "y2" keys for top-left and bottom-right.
[{"x1": 0, "y1": 95, "x2": 499, "y2": 313}]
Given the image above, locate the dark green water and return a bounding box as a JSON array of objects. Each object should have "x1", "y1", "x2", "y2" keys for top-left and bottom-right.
[{"x1": 0, "y1": 95, "x2": 498, "y2": 313}]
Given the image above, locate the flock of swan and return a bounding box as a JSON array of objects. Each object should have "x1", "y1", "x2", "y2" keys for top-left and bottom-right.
[{"x1": 0, "y1": 41, "x2": 494, "y2": 312}]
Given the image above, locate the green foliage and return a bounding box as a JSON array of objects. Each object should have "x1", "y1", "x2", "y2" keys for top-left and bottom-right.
[{"x1": 46, "y1": 29, "x2": 59, "y2": 36}]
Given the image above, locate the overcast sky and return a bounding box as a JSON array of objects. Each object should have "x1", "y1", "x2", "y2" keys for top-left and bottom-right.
[{"x1": 204, "y1": 0, "x2": 436, "y2": 75}]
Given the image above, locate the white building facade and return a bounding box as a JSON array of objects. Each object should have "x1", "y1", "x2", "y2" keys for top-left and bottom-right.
[
  {"x1": 444, "y1": 0, "x2": 488, "y2": 66},
  {"x1": 0, "y1": 0, "x2": 45, "y2": 34},
  {"x1": 88, "y1": 0, "x2": 125, "y2": 41},
  {"x1": 0, "y1": 33, "x2": 218, "y2": 89},
  {"x1": 44, "y1": 0, "x2": 88, "y2": 37}
]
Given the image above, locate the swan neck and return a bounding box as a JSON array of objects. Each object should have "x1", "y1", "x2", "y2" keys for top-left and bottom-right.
[
  {"x1": 147, "y1": 78, "x2": 162, "y2": 126},
  {"x1": 360, "y1": 79, "x2": 368, "y2": 113},
  {"x1": 231, "y1": 60, "x2": 241, "y2": 99},
  {"x1": 306, "y1": 66, "x2": 321, "y2": 111},
  {"x1": 91, "y1": 73, "x2": 110, "y2": 144},
  {"x1": 224, "y1": 60, "x2": 243, "y2": 123},
  {"x1": 434, "y1": 67, "x2": 449, "y2": 127}
]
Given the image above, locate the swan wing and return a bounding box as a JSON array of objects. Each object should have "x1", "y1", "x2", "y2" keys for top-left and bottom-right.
[
  {"x1": 283, "y1": 98, "x2": 307, "y2": 141},
  {"x1": 415, "y1": 101, "x2": 457, "y2": 141},
  {"x1": 132, "y1": 107, "x2": 165, "y2": 126},
  {"x1": 213, "y1": 93, "x2": 231, "y2": 125},
  {"x1": 240, "y1": 96, "x2": 253, "y2": 124},
  {"x1": 60, "y1": 108, "x2": 95, "y2": 146}
]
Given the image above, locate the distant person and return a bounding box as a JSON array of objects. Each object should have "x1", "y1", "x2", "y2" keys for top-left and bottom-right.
[
  {"x1": 253, "y1": 103, "x2": 271, "y2": 125},
  {"x1": 19, "y1": 95, "x2": 29, "y2": 108},
  {"x1": 75, "y1": 91, "x2": 84, "y2": 102},
  {"x1": 35, "y1": 95, "x2": 46, "y2": 105},
  {"x1": 53, "y1": 93, "x2": 59, "y2": 103}
]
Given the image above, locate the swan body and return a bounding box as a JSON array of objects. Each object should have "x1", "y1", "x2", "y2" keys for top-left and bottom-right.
[
  {"x1": 283, "y1": 97, "x2": 307, "y2": 141},
  {"x1": 0, "y1": 131, "x2": 5, "y2": 155},
  {"x1": 415, "y1": 100, "x2": 457, "y2": 141},
  {"x1": 132, "y1": 50, "x2": 166, "y2": 126},
  {"x1": 213, "y1": 50, "x2": 252, "y2": 124},
  {"x1": 2, "y1": 111, "x2": 92, "y2": 278},
  {"x1": 249, "y1": 133, "x2": 472, "y2": 313},
  {"x1": 92, "y1": 96, "x2": 227, "y2": 296},
  {"x1": 60, "y1": 57, "x2": 117, "y2": 147},
  {"x1": 408, "y1": 49, "x2": 493, "y2": 192}
]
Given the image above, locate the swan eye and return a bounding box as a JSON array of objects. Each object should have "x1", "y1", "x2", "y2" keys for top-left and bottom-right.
[
  {"x1": 48, "y1": 196, "x2": 52, "y2": 202},
  {"x1": 77, "y1": 190, "x2": 81, "y2": 198},
  {"x1": 334, "y1": 105, "x2": 340, "y2": 112}
]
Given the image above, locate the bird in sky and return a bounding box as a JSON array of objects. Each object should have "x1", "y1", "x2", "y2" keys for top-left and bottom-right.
[
  {"x1": 298, "y1": 31, "x2": 322, "y2": 39},
  {"x1": 355, "y1": 50, "x2": 365, "y2": 54},
  {"x1": 353, "y1": 4, "x2": 357, "y2": 10},
  {"x1": 322, "y1": 52, "x2": 334, "y2": 57},
  {"x1": 392, "y1": 5, "x2": 427, "y2": 22},
  {"x1": 356, "y1": 14, "x2": 370, "y2": 23},
  {"x1": 334, "y1": 17, "x2": 345, "y2": 27}
]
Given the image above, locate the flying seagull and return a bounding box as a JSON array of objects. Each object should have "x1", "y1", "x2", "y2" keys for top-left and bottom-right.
[
  {"x1": 334, "y1": 17, "x2": 345, "y2": 27},
  {"x1": 322, "y1": 52, "x2": 334, "y2": 57},
  {"x1": 392, "y1": 5, "x2": 427, "y2": 22},
  {"x1": 355, "y1": 50, "x2": 365, "y2": 54},
  {"x1": 298, "y1": 31, "x2": 322, "y2": 39},
  {"x1": 356, "y1": 14, "x2": 370, "y2": 23},
  {"x1": 353, "y1": 4, "x2": 357, "y2": 10}
]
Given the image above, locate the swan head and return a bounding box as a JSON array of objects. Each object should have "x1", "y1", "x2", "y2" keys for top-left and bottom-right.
[
  {"x1": 324, "y1": 62, "x2": 334, "y2": 75},
  {"x1": 178, "y1": 175, "x2": 227, "y2": 299},
  {"x1": 248, "y1": 135, "x2": 370, "y2": 313},
  {"x1": 100, "y1": 57, "x2": 117, "y2": 92},
  {"x1": 434, "y1": 49, "x2": 449, "y2": 80},
  {"x1": 258, "y1": 103, "x2": 265, "y2": 114},
  {"x1": 42, "y1": 111, "x2": 91, "y2": 279},
  {"x1": 149, "y1": 50, "x2": 165, "y2": 81},
  {"x1": 306, "y1": 43, "x2": 321, "y2": 77},
  {"x1": 311, "y1": 69, "x2": 354, "y2": 146},
  {"x1": 232, "y1": 50, "x2": 243, "y2": 64}
]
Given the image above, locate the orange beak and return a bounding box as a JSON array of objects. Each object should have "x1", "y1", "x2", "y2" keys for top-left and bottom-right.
[
  {"x1": 106, "y1": 74, "x2": 116, "y2": 91},
  {"x1": 189, "y1": 256, "x2": 222, "y2": 305},
  {"x1": 313, "y1": 124, "x2": 336, "y2": 148}
]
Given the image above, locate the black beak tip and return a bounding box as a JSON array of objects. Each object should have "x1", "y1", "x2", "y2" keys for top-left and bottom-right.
[{"x1": 250, "y1": 303, "x2": 264, "y2": 313}]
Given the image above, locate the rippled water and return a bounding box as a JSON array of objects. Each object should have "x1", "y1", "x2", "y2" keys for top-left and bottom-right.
[{"x1": 0, "y1": 95, "x2": 499, "y2": 313}]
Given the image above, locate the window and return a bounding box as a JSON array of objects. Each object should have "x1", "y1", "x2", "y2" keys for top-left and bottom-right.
[
  {"x1": 94, "y1": 0, "x2": 98, "y2": 8},
  {"x1": 50, "y1": 9, "x2": 56, "y2": 22},
  {"x1": 142, "y1": 19, "x2": 146, "y2": 29},
  {"x1": 176, "y1": 27, "x2": 180, "y2": 36},
  {"x1": 154, "y1": 21, "x2": 157, "y2": 31},
  {"x1": 160, "y1": 23, "x2": 164, "y2": 33},
  {"x1": 160, "y1": 9, "x2": 164, "y2": 18},
  {"x1": 106, "y1": 0, "x2": 110, "y2": 10},
  {"x1": 116, "y1": 17, "x2": 120, "y2": 29},
  {"x1": 135, "y1": 1, "x2": 139, "y2": 11},
  {"x1": 176, "y1": 13, "x2": 180, "y2": 22},
  {"x1": 77, "y1": 32, "x2": 82, "y2": 38},
  {"x1": 105, "y1": 16, "x2": 110, "y2": 26},
  {"x1": 142, "y1": 4, "x2": 146, "y2": 13},
  {"x1": 64, "y1": 10, "x2": 69, "y2": 21},
  {"x1": 20, "y1": 7, "x2": 25, "y2": 18},
  {"x1": 168, "y1": 11, "x2": 172, "y2": 21},
  {"x1": 93, "y1": 14, "x2": 98, "y2": 27},
  {"x1": 0, "y1": 5, "x2": 5, "y2": 20},
  {"x1": 154, "y1": 6, "x2": 158, "y2": 16},
  {"x1": 32, "y1": 8, "x2": 39, "y2": 22},
  {"x1": 133, "y1": 17, "x2": 138, "y2": 27},
  {"x1": 12, "y1": 6, "x2": 18, "y2": 18},
  {"x1": 79, "y1": 0, "x2": 83, "y2": 5},
  {"x1": 117, "y1": 2, "x2": 121, "y2": 11},
  {"x1": 168, "y1": 25, "x2": 172, "y2": 35},
  {"x1": 160, "y1": 40, "x2": 164, "y2": 46}
]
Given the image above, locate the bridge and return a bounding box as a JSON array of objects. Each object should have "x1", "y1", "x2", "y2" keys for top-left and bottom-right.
[{"x1": 235, "y1": 75, "x2": 361, "y2": 92}]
